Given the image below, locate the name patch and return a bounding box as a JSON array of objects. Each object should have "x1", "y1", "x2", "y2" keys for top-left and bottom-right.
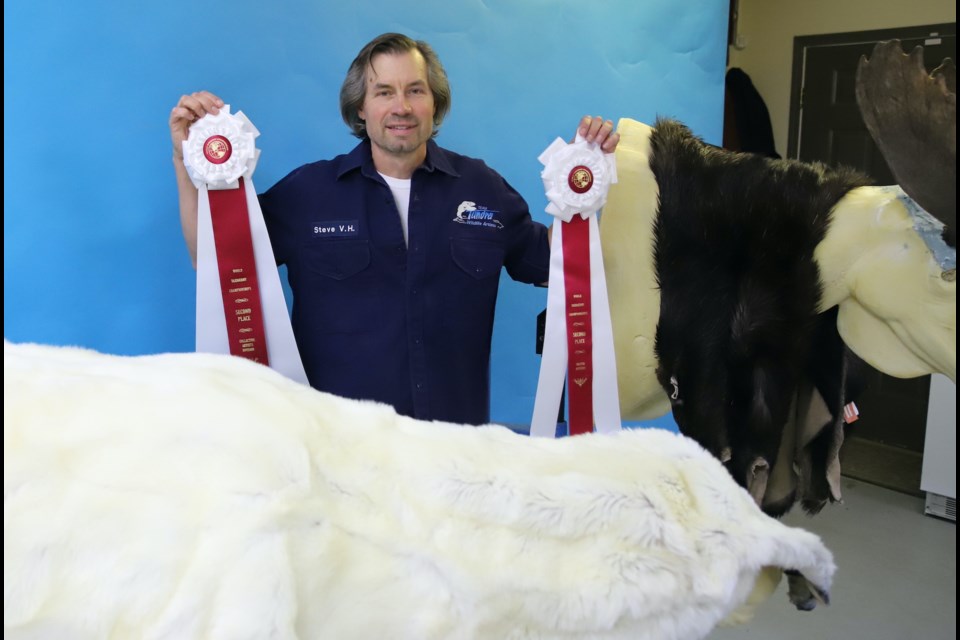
[{"x1": 313, "y1": 220, "x2": 359, "y2": 237}]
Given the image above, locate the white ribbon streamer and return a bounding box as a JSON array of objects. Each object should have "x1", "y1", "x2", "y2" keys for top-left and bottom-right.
[
  {"x1": 185, "y1": 106, "x2": 308, "y2": 385},
  {"x1": 530, "y1": 135, "x2": 621, "y2": 437}
]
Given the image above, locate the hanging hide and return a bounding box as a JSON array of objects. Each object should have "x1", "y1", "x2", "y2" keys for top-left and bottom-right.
[{"x1": 648, "y1": 118, "x2": 868, "y2": 515}]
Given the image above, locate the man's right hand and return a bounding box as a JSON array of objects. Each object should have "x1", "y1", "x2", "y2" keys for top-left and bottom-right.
[{"x1": 170, "y1": 91, "x2": 224, "y2": 160}]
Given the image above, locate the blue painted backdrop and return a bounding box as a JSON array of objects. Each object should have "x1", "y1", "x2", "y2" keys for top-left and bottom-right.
[{"x1": 4, "y1": 0, "x2": 727, "y2": 428}]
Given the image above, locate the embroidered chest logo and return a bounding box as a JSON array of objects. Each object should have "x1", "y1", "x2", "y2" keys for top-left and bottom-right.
[
  {"x1": 313, "y1": 220, "x2": 359, "y2": 238},
  {"x1": 453, "y1": 201, "x2": 504, "y2": 229}
]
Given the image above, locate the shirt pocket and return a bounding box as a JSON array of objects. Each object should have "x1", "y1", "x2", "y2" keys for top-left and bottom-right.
[
  {"x1": 304, "y1": 241, "x2": 371, "y2": 280},
  {"x1": 450, "y1": 238, "x2": 505, "y2": 280},
  {"x1": 299, "y1": 240, "x2": 381, "y2": 334}
]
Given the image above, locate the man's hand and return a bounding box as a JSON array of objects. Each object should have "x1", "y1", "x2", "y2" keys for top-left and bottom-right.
[
  {"x1": 577, "y1": 115, "x2": 620, "y2": 153},
  {"x1": 170, "y1": 91, "x2": 225, "y2": 160}
]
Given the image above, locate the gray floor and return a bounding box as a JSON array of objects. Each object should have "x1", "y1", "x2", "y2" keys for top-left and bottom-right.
[{"x1": 710, "y1": 477, "x2": 956, "y2": 640}]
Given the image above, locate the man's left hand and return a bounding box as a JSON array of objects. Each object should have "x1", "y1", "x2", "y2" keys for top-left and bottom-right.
[{"x1": 577, "y1": 115, "x2": 620, "y2": 153}]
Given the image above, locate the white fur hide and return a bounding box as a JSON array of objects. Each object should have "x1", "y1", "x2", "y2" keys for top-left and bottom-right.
[{"x1": 4, "y1": 342, "x2": 835, "y2": 639}]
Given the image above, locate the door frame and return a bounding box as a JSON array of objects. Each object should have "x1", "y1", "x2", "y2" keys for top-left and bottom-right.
[{"x1": 786, "y1": 22, "x2": 955, "y2": 159}]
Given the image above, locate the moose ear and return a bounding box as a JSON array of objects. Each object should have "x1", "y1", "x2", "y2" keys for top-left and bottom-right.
[{"x1": 855, "y1": 39, "x2": 956, "y2": 247}]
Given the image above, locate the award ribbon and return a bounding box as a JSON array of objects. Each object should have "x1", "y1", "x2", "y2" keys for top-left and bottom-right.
[
  {"x1": 183, "y1": 106, "x2": 308, "y2": 384},
  {"x1": 531, "y1": 135, "x2": 621, "y2": 437},
  {"x1": 207, "y1": 178, "x2": 268, "y2": 364}
]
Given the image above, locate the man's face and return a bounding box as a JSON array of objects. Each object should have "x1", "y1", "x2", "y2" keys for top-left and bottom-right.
[{"x1": 359, "y1": 50, "x2": 436, "y2": 166}]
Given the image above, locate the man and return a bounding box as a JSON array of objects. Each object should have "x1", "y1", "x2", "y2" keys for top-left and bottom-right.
[{"x1": 170, "y1": 33, "x2": 618, "y2": 425}]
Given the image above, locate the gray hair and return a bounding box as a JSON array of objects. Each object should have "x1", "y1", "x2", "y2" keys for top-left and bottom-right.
[{"x1": 339, "y1": 33, "x2": 452, "y2": 139}]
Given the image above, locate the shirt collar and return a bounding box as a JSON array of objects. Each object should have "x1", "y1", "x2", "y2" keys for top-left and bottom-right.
[{"x1": 336, "y1": 138, "x2": 460, "y2": 180}]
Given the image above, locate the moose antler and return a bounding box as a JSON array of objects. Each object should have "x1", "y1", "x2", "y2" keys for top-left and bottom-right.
[{"x1": 856, "y1": 40, "x2": 956, "y2": 247}]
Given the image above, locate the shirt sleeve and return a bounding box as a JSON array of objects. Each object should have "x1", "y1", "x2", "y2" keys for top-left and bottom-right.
[
  {"x1": 495, "y1": 173, "x2": 551, "y2": 285},
  {"x1": 258, "y1": 167, "x2": 306, "y2": 267}
]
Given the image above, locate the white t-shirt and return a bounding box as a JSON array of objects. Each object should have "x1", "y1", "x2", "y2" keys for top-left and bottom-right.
[{"x1": 379, "y1": 172, "x2": 412, "y2": 246}]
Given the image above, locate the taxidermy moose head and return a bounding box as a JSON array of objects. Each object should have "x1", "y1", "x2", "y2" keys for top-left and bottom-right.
[{"x1": 601, "y1": 40, "x2": 956, "y2": 518}]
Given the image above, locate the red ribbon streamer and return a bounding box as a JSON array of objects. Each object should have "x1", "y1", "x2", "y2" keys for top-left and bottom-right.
[
  {"x1": 207, "y1": 178, "x2": 270, "y2": 366},
  {"x1": 562, "y1": 215, "x2": 593, "y2": 435}
]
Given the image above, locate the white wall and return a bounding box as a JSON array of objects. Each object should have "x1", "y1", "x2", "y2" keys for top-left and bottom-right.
[
  {"x1": 729, "y1": 0, "x2": 956, "y2": 156},
  {"x1": 922, "y1": 375, "x2": 956, "y2": 499}
]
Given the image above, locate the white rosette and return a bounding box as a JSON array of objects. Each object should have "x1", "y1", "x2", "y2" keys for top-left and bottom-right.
[
  {"x1": 182, "y1": 105, "x2": 260, "y2": 190},
  {"x1": 531, "y1": 134, "x2": 621, "y2": 438},
  {"x1": 187, "y1": 106, "x2": 307, "y2": 385},
  {"x1": 538, "y1": 134, "x2": 618, "y2": 221}
]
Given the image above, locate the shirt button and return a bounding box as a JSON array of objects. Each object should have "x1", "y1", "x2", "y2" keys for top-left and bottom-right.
[{"x1": 416, "y1": 383, "x2": 423, "y2": 390}]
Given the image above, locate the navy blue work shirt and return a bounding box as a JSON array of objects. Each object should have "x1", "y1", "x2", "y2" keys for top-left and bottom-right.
[{"x1": 259, "y1": 139, "x2": 550, "y2": 425}]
